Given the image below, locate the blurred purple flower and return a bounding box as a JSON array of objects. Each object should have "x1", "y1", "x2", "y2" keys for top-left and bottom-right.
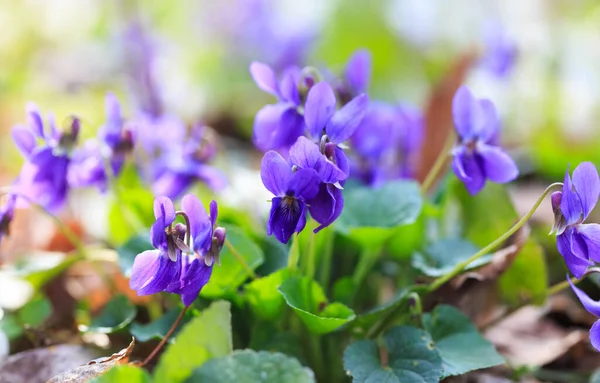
[
  {"x1": 250, "y1": 62, "x2": 305, "y2": 151},
  {"x1": 130, "y1": 195, "x2": 224, "y2": 306},
  {"x1": 152, "y1": 124, "x2": 227, "y2": 199},
  {"x1": 350, "y1": 102, "x2": 423, "y2": 186},
  {"x1": 69, "y1": 93, "x2": 134, "y2": 192},
  {"x1": 261, "y1": 150, "x2": 320, "y2": 243},
  {"x1": 12, "y1": 104, "x2": 79, "y2": 212},
  {"x1": 550, "y1": 162, "x2": 600, "y2": 278},
  {"x1": 479, "y1": 22, "x2": 517, "y2": 79},
  {"x1": 568, "y1": 276, "x2": 600, "y2": 351},
  {"x1": 0, "y1": 194, "x2": 17, "y2": 245},
  {"x1": 451, "y1": 86, "x2": 518, "y2": 195},
  {"x1": 337, "y1": 49, "x2": 372, "y2": 104}
]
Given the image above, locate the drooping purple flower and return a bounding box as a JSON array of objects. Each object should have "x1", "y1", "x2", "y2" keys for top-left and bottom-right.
[
  {"x1": 152, "y1": 124, "x2": 227, "y2": 199},
  {"x1": 250, "y1": 62, "x2": 305, "y2": 151},
  {"x1": 450, "y1": 86, "x2": 518, "y2": 195},
  {"x1": 288, "y1": 136, "x2": 346, "y2": 232},
  {"x1": 0, "y1": 194, "x2": 17, "y2": 245},
  {"x1": 479, "y1": 22, "x2": 517, "y2": 79},
  {"x1": 69, "y1": 93, "x2": 134, "y2": 192},
  {"x1": 261, "y1": 151, "x2": 320, "y2": 243},
  {"x1": 568, "y1": 276, "x2": 600, "y2": 351},
  {"x1": 336, "y1": 49, "x2": 372, "y2": 104},
  {"x1": 130, "y1": 195, "x2": 224, "y2": 306},
  {"x1": 12, "y1": 104, "x2": 78, "y2": 212},
  {"x1": 350, "y1": 102, "x2": 423, "y2": 186},
  {"x1": 550, "y1": 162, "x2": 600, "y2": 278}
]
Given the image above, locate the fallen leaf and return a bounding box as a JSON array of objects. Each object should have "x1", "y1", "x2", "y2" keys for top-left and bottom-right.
[
  {"x1": 46, "y1": 338, "x2": 136, "y2": 383},
  {"x1": 417, "y1": 51, "x2": 477, "y2": 186},
  {"x1": 0, "y1": 345, "x2": 101, "y2": 383}
]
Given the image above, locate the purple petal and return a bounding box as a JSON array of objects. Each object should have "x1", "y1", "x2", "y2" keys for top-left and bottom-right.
[
  {"x1": 334, "y1": 146, "x2": 350, "y2": 178},
  {"x1": 195, "y1": 165, "x2": 228, "y2": 191},
  {"x1": 267, "y1": 197, "x2": 306, "y2": 244},
  {"x1": 277, "y1": 107, "x2": 305, "y2": 148},
  {"x1": 179, "y1": 258, "x2": 213, "y2": 306},
  {"x1": 577, "y1": 224, "x2": 600, "y2": 263},
  {"x1": 252, "y1": 104, "x2": 288, "y2": 151},
  {"x1": 138, "y1": 253, "x2": 182, "y2": 296},
  {"x1": 26, "y1": 103, "x2": 45, "y2": 138},
  {"x1": 289, "y1": 136, "x2": 346, "y2": 183},
  {"x1": 452, "y1": 86, "x2": 477, "y2": 139},
  {"x1": 452, "y1": 151, "x2": 486, "y2": 195},
  {"x1": 557, "y1": 231, "x2": 591, "y2": 278},
  {"x1": 326, "y1": 93, "x2": 369, "y2": 143},
  {"x1": 152, "y1": 171, "x2": 193, "y2": 200},
  {"x1": 345, "y1": 49, "x2": 372, "y2": 94},
  {"x1": 151, "y1": 196, "x2": 176, "y2": 249},
  {"x1": 287, "y1": 168, "x2": 320, "y2": 200},
  {"x1": 260, "y1": 151, "x2": 291, "y2": 196},
  {"x1": 308, "y1": 184, "x2": 344, "y2": 232},
  {"x1": 590, "y1": 320, "x2": 600, "y2": 351},
  {"x1": 304, "y1": 82, "x2": 337, "y2": 139},
  {"x1": 250, "y1": 62, "x2": 279, "y2": 97},
  {"x1": 477, "y1": 143, "x2": 519, "y2": 183},
  {"x1": 182, "y1": 194, "x2": 212, "y2": 253},
  {"x1": 209, "y1": 200, "x2": 218, "y2": 230},
  {"x1": 130, "y1": 250, "x2": 161, "y2": 291},
  {"x1": 568, "y1": 275, "x2": 600, "y2": 317},
  {"x1": 572, "y1": 162, "x2": 600, "y2": 221},
  {"x1": 478, "y1": 99, "x2": 500, "y2": 144},
  {"x1": 560, "y1": 168, "x2": 583, "y2": 226},
  {"x1": 12, "y1": 125, "x2": 37, "y2": 157},
  {"x1": 279, "y1": 67, "x2": 301, "y2": 105}
]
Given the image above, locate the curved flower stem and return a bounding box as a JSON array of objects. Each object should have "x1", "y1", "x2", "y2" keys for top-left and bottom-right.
[
  {"x1": 175, "y1": 211, "x2": 192, "y2": 250},
  {"x1": 287, "y1": 234, "x2": 300, "y2": 271},
  {"x1": 428, "y1": 182, "x2": 564, "y2": 293},
  {"x1": 420, "y1": 130, "x2": 456, "y2": 194},
  {"x1": 352, "y1": 246, "x2": 382, "y2": 288},
  {"x1": 140, "y1": 305, "x2": 188, "y2": 367},
  {"x1": 318, "y1": 228, "x2": 334, "y2": 290},
  {"x1": 225, "y1": 239, "x2": 257, "y2": 280}
]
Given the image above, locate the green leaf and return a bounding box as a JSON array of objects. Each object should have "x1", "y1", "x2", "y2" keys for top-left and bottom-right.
[
  {"x1": 245, "y1": 269, "x2": 289, "y2": 321},
  {"x1": 346, "y1": 288, "x2": 412, "y2": 334},
  {"x1": 130, "y1": 308, "x2": 194, "y2": 342},
  {"x1": 154, "y1": 301, "x2": 232, "y2": 383},
  {"x1": 82, "y1": 295, "x2": 136, "y2": 334},
  {"x1": 590, "y1": 368, "x2": 600, "y2": 383},
  {"x1": 17, "y1": 296, "x2": 52, "y2": 328},
  {"x1": 422, "y1": 305, "x2": 504, "y2": 377},
  {"x1": 336, "y1": 181, "x2": 423, "y2": 248},
  {"x1": 498, "y1": 239, "x2": 548, "y2": 305},
  {"x1": 343, "y1": 326, "x2": 443, "y2": 383},
  {"x1": 278, "y1": 276, "x2": 355, "y2": 334},
  {"x1": 201, "y1": 226, "x2": 264, "y2": 298},
  {"x1": 92, "y1": 365, "x2": 152, "y2": 383},
  {"x1": 412, "y1": 238, "x2": 493, "y2": 277},
  {"x1": 186, "y1": 350, "x2": 314, "y2": 383},
  {"x1": 250, "y1": 322, "x2": 306, "y2": 365},
  {"x1": 117, "y1": 235, "x2": 153, "y2": 277},
  {"x1": 0, "y1": 314, "x2": 23, "y2": 340},
  {"x1": 16, "y1": 253, "x2": 83, "y2": 289}
]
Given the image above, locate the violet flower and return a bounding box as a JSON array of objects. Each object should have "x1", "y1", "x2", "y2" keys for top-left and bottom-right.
[
  {"x1": 337, "y1": 49, "x2": 372, "y2": 104},
  {"x1": 0, "y1": 194, "x2": 17, "y2": 245},
  {"x1": 550, "y1": 162, "x2": 600, "y2": 278},
  {"x1": 479, "y1": 22, "x2": 517, "y2": 79},
  {"x1": 130, "y1": 195, "x2": 225, "y2": 306},
  {"x1": 451, "y1": 86, "x2": 518, "y2": 195},
  {"x1": 350, "y1": 102, "x2": 423, "y2": 186},
  {"x1": 12, "y1": 104, "x2": 78, "y2": 212},
  {"x1": 152, "y1": 124, "x2": 227, "y2": 199},
  {"x1": 250, "y1": 62, "x2": 305, "y2": 151},
  {"x1": 289, "y1": 136, "x2": 346, "y2": 232},
  {"x1": 261, "y1": 151, "x2": 320, "y2": 243},
  {"x1": 568, "y1": 277, "x2": 600, "y2": 351}
]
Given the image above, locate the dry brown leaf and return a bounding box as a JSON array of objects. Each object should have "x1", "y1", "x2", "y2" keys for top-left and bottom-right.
[
  {"x1": 416, "y1": 51, "x2": 477, "y2": 186},
  {"x1": 46, "y1": 338, "x2": 135, "y2": 383},
  {"x1": 0, "y1": 345, "x2": 101, "y2": 383}
]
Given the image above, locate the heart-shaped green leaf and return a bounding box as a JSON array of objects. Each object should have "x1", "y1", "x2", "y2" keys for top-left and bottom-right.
[
  {"x1": 412, "y1": 238, "x2": 492, "y2": 277},
  {"x1": 343, "y1": 326, "x2": 443, "y2": 383},
  {"x1": 82, "y1": 295, "x2": 136, "y2": 334},
  {"x1": 278, "y1": 276, "x2": 355, "y2": 334},
  {"x1": 245, "y1": 269, "x2": 290, "y2": 321},
  {"x1": 130, "y1": 308, "x2": 194, "y2": 342},
  {"x1": 422, "y1": 305, "x2": 504, "y2": 377}
]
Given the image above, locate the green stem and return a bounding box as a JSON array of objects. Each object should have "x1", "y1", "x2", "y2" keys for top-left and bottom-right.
[
  {"x1": 352, "y1": 247, "x2": 382, "y2": 287},
  {"x1": 287, "y1": 234, "x2": 300, "y2": 271},
  {"x1": 420, "y1": 130, "x2": 456, "y2": 193},
  {"x1": 306, "y1": 232, "x2": 317, "y2": 280},
  {"x1": 306, "y1": 332, "x2": 325, "y2": 381},
  {"x1": 318, "y1": 227, "x2": 334, "y2": 291},
  {"x1": 140, "y1": 305, "x2": 188, "y2": 366},
  {"x1": 428, "y1": 182, "x2": 563, "y2": 293},
  {"x1": 225, "y1": 239, "x2": 257, "y2": 280}
]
